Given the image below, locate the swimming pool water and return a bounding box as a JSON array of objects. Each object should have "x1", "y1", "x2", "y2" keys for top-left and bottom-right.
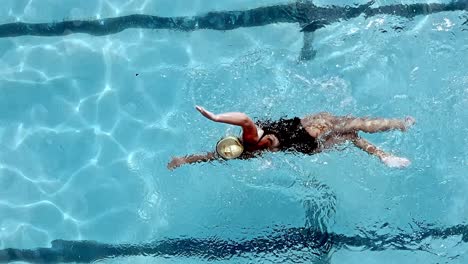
[{"x1": 0, "y1": 0, "x2": 467, "y2": 263}]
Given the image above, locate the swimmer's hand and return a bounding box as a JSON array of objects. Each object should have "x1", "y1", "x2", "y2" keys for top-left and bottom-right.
[
  {"x1": 196, "y1": 106, "x2": 218, "y2": 121},
  {"x1": 381, "y1": 155, "x2": 411, "y2": 168},
  {"x1": 167, "y1": 152, "x2": 217, "y2": 170},
  {"x1": 167, "y1": 157, "x2": 185, "y2": 170}
]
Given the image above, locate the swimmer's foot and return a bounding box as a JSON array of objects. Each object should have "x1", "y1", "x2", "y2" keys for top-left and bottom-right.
[
  {"x1": 381, "y1": 155, "x2": 411, "y2": 168},
  {"x1": 402, "y1": 116, "x2": 416, "y2": 131}
]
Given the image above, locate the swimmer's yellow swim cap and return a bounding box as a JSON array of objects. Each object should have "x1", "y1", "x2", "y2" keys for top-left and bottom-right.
[{"x1": 216, "y1": 136, "x2": 244, "y2": 160}]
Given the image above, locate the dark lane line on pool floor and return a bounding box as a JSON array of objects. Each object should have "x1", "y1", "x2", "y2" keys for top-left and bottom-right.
[
  {"x1": 0, "y1": 1, "x2": 466, "y2": 60},
  {"x1": 0, "y1": 223, "x2": 467, "y2": 263},
  {"x1": 1, "y1": 1, "x2": 467, "y2": 37}
]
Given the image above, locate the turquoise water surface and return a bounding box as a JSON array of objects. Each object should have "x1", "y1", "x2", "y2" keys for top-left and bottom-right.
[{"x1": 0, "y1": 0, "x2": 467, "y2": 263}]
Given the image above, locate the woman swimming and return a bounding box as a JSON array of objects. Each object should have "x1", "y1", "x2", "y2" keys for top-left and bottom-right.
[{"x1": 167, "y1": 106, "x2": 416, "y2": 170}]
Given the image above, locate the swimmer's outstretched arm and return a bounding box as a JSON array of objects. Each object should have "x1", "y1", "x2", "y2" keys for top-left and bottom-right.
[
  {"x1": 168, "y1": 152, "x2": 217, "y2": 170},
  {"x1": 195, "y1": 106, "x2": 259, "y2": 144},
  {"x1": 352, "y1": 137, "x2": 411, "y2": 168}
]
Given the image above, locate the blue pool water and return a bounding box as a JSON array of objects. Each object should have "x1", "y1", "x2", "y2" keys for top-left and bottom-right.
[{"x1": 0, "y1": 0, "x2": 467, "y2": 263}]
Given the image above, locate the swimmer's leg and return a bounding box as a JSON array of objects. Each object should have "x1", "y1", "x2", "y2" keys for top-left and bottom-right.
[
  {"x1": 335, "y1": 116, "x2": 415, "y2": 134},
  {"x1": 352, "y1": 137, "x2": 411, "y2": 168}
]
